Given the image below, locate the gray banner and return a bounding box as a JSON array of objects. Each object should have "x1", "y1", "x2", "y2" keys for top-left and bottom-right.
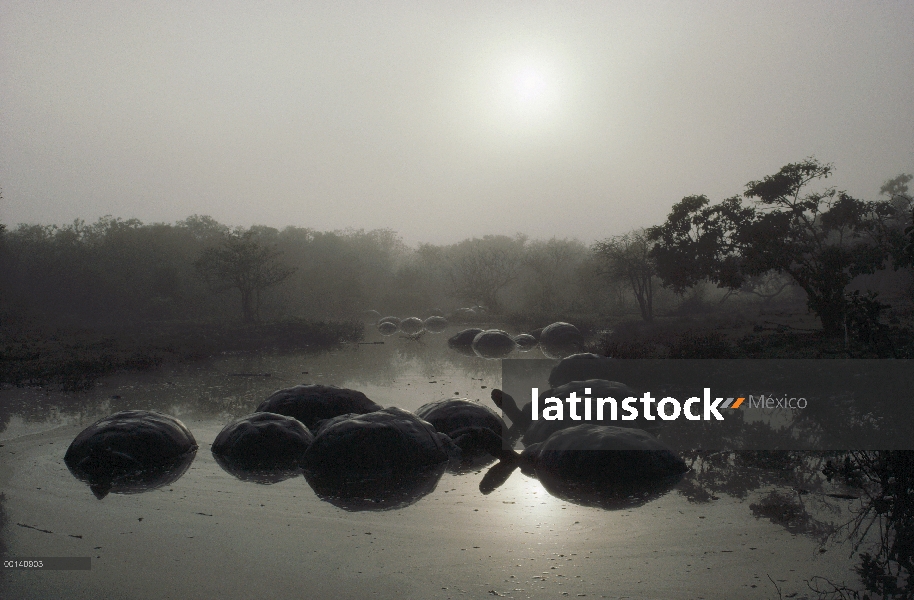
[{"x1": 502, "y1": 358, "x2": 914, "y2": 451}]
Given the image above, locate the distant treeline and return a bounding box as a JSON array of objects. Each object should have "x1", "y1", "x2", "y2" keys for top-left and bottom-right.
[
  {"x1": 1, "y1": 159, "x2": 913, "y2": 334},
  {"x1": 0, "y1": 215, "x2": 630, "y2": 327}
]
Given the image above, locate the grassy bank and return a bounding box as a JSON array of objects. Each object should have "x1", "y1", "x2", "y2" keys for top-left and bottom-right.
[
  {"x1": 0, "y1": 318, "x2": 364, "y2": 391},
  {"x1": 585, "y1": 317, "x2": 914, "y2": 359}
]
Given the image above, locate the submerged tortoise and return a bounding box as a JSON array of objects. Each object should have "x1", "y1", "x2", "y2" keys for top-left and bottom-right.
[
  {"x1": 423, "y1": 315, "x2": 448, "y2": 333},
  {"x1": 400, "y1": 317, "x2": 425, "y2": 335},
  {"x1": 64, "y1": 410, "x2": 198, "y2": 498},
  {"x1": 414, "y1": 398, "x2": 513, "y2": 464},
  {"x1": 211, "y1": 412, "x2": 314, "y2": 484},
  {"x1": 301, "y1": 407, "x2": 457, "y2": 476},
  {"x1": 518, "y1": 424, "x2": 688, "y2": 482},
  {"x1": 548, "y1": 353, "x2": 613, "y2": 388},
  {"x1": 377, "y1": 316, "x2": 401, "y2": 335},
  {"x1": 447, "y1": 328, "x2": 484, "y2": 356},
  {"x1": 479, "y1": 424, "x2": 688, "y2": 508},
  {"x1": 471, "y1": 329, "x2": 516, "y2": 359},
  {"x1": 257, "y1": 384, "x2": 382, "y2": 430},
  {"x1": 378, "y1": 321, "x2": 399, "y2": 335},
  {"x1": 301, "y1": 407, "x2": 456, "y2": 509},
  {"x1": 513, "y1": 333, "x2": 538, "y2": 351},
  {"x1": 304, "y1": 464, "x2": 446, "y2": 512},
  {"x1": 518, "y1": 424, "x2": 688, "y2": 509},
  {"x1": 538, "y1": 322, "x2": 584, "y2": 359}
]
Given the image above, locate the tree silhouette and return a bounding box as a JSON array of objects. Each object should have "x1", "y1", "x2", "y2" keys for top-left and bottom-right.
[
  {"x1": 649, "y1": 159, "x2": 902, "y2": 335},
  {"x1": 593, "y1": 229, "x2": 657, "y2": 322},
  {"x1": 443, "y1": 235, "x2": 526, "y2": 313},
  {"x1": 195, "y1": 228, "x2": 295, "y2": 323}
]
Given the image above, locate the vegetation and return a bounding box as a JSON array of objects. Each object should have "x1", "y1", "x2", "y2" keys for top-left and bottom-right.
[
  {"x1": 648, "y1": 159, "x2": 912, "y2": 335},
  {"x1": 3, "y1": 166, "x2": 914, "y2": 598},
  {"x1": 592, "y1": 229, "x2": 657, "y2": 322},
  {"x1": 1, "y1": 158, "x2": 912, "y2": 389},
  {"x1": 195, "y1": 227, "x2": 296, "y2": 323},
  {"x1": 0, "y1": 319, "x2": 363, "y2": 391}
]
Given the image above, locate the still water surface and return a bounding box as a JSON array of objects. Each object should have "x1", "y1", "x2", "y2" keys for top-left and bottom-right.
[{"x1": 0, "y1": 326, "x2": 863, "y2": 598}]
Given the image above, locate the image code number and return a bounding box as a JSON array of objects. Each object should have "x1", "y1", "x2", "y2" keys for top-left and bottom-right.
[{"x1": 4, "y1": 560, "x2": 44, "y2": 568}]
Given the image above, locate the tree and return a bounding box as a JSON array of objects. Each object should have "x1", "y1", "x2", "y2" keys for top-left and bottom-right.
[
  {"x1": 521, "y1": 238, "x2": 588, "y2": 314},
  {"x1": 195, "y1": 227, "x2": 296, "y2": 323},
  {"x1": 647, "y1": 194, "x2": 754, "y2": 294},
  {"x1": 880, "y1": 174, "x2": 913, "y2": 215},
  {"x1": 649, "y1": 159, "x2": 901, "y2": 335},
  {"x1": 177, "y1": 214, "x2": 230, "y2": 241},
  {"x1": 879, "y1": 174, "x2": 914, "y2": 264},
  {"x1": 593, "y1": 229, "x2": 657, "y2": 322},
  {"x1": 443, "y1": 235, "x2": 526, "y2": 313}
]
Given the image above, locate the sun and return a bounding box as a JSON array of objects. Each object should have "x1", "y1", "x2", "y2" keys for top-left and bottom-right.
[
  {"x1": 461, "y1": 52, "x2": 566, "y2": 139},
  {"x1": 498, "y1": 60, "x2": 560, "y2": 122},
  {"x1": 514, "y1": 67, "x2": 547, "y2": 104}
]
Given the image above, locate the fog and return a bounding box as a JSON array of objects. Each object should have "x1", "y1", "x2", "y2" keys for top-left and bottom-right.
[{"x1": 2, "y1": 1, "x2": 912, "y2": 244}]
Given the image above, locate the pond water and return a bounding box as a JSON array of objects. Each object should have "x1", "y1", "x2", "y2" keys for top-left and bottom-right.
[{"x1": 0, "y1": 326, "x2": 871, "y2": 599}]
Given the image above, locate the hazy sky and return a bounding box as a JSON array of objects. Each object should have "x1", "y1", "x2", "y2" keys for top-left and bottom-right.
[{"x1": 2, "y1": 1, "x2": 912, "y2": 245}]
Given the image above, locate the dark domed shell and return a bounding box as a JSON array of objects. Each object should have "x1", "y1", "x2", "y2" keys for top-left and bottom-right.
[
  {"x1": 400, "y1": 317, "x2": 424, "y2": 335},
  {"x1": 423, "y1": 315, "x2": 448, "y2": 333},
  {"x1": 304, "y1": 464, "x2": 445, "y2": 512},
  {"x1": 513, "y1": 333, "x2": 538, "y2": 351},
  {"x1": 548, "y1": 353, "x2": 612, "y2": 387},
  {"x1": 378, "y1": 321, "x2": 399, "y2": 335},
  {"x1": 212, "y1": 412, "x2": 314, "y2": 465},
  {"x1": 540, "y1": 322, "x2": 582, "y2": 345},
  {"x1": 472, "y1": 330, "x2": 516, "y2": 359},
  {"x1": 65, "y1": 410, "x2": 197, "y2": 474},
  {"x1": 521, "y1": 424, "x2": 688, "y2": 482},
  {"x1": 539, "y1": 322, "x2": 583, "y2": 358},
  {"x1": 415, "y1": 398, "x2": 505, "y2": 438},
  {"x1": 257, "y1": 384, "x2": 382, "y2": 430},
  {"x1": 447, "y1": 328, "x2": 483, "y2": 351},
  {"x1": 301, "y1": 407, "x2": 452, "y2": 475},
  {"x1": 64, "y1": 410, "x2": 197, "y2": 498}
]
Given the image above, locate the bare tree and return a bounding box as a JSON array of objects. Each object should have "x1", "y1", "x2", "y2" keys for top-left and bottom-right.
[
  {"x1": 593, "y1": 229, "x2": 656, "y2": 322},
  {"x1": 521, "y1": 237, "x2": 588, "y2": 313},
  {"x1": 195, "y1": 227, "x2": 296, "y2": 323},
  {"x1": 443, "y1": 235, "x2": 526, "y2": 313}
]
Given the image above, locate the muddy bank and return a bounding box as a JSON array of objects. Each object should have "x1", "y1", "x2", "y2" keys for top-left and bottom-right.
[{"x1": 0, "y1": 319, "x2": 364, "y2": 390}]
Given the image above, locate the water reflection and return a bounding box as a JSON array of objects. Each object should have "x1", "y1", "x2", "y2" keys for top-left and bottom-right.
[
  {"x1": 66, "y1": 450, "x2": 197, "y2": 499},
  {"x1": 446, "y1": 451, "x2": 497, "y2": 474},
  {"x1": 537, "y1": 471, "x2": 683, "y2": 510},
  {"x1": 0, "y1": 326, "x2": 504, "y2": 437},
  {"x1": 670, "y1": 449, "x2": 914, "y2": 597},
  {"x1": 303, "y1": 464, "x2": 446, "y2": 512},
  {"x1": 9, "y1": 327, "x2": 914, "y2": 596},
  {"x1": 212, "y1": 453, "x2": 302, "y2": 485},
  {"x1": 826, "y1": 451, "x2": 914, "y2": 598}
]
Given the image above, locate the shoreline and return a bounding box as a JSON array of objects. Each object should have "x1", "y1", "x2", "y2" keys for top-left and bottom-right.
[{"x1": 0, "y1": 318, "x2": 365, "y2": 391}]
